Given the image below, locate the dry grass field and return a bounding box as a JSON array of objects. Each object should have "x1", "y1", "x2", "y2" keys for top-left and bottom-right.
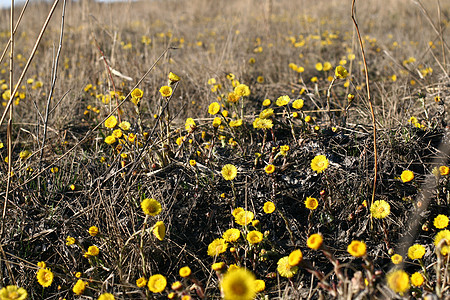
[{"x1": 0, "y1": 0, "x2": 449, "y2": 299}]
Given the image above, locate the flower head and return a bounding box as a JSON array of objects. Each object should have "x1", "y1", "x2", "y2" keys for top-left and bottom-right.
[
  {"x1": 37, "y1": 268, "x2": 53, "y2": 287},
  {"x1": 305, "y1": 197, "x2": 318, "y2": 210},
  {"x1": 227, "y1": 92, "x2": 240, "y2": 103},
  {"x1": 37, "y1": 261, "x2": 46, "y2": 269},
  {"x1": 235, "y1": 210, "x2": 254, "y2": 226},
  {"x1": 276, "y1": 95, "x2": 290, "y2": 107},
  {"x1": 0, "y1": 285, "x2": 28, "y2": 300},
  {"x1": 66, "y1": 236, "x2": 76, "y2": 246},
  {"x1": 246, "y1": 230, "x2": 263, "y2": 244},
  {"x1": 259, "y1": 108, "x2": 274, "y2": 119},
  {"x1": 222, "y1": 164, "x2": 237, "y2": 181},
  {"x1": 439, "y1": 166, "x2": 449, "y2": 176},
  {"x1": 386, "y1": 269, "x2": 409, "y2": 295},
  {"x1": 136, "y1": 277, "x2": 147, "y2": 287},
  {"x1": 179, "y1": 266, "x2": 191, "y2": 278},
  {"x1": 168, "y1": 72, "x2": 180, "y2": 83},
  {"x1": 119, "y1": 121, "x2": 131, "y2": 131},
  {"x1": 307, "y1": 233, "x2": 323, "y2": 250},
  {"x1": 288, "y1": 249, "x2": 303, "y2": 266},
  {"x1": 264, "y1": 164, "x2": 275, "y2": 174},
  {"x1": 223, "y1": 228, "x2": 241, "y2": 242},
  {"x1": 370, "y1": 200, "x2": 390, "y2": 219},
  {"x1": 335, "y1": 66, "x2": 348, "y2": 79},
  {"x1": 262, "y1": 99, "x2": 271, "y2": 106},
  {"x1": 221, "y1": 268, "x2": 256, "y2": 300},
  {"x1": 434, "y1": 230, "x2": 450, "y2": 246},
  {"x1": 347, "y1": 240, "x2": 366, "y2": 257},
  {"x1": 141, "y1": 198, "x2": 162, "y2": 216},
  {"x1": 73, "y1": 279, "x2": 87, "y2": 295},
  {"x1": 159, "y1": 86, "x2": 172, "y2": 98},
  {"x1": 207, "y1": 238, "x2": 228, "y2": 256},
  {"x1": 311, "y1": 155, "x2": 329, "y2": 173},
  {"x1": 234, "y1": 84, "x2": 250, "y2": 97},
  {"x1": 85, "y1": 245, "x2": 99, "y2": 257},
  {"x1": 104, "y1": 135, "x2": 116, "y2": 145},
  {"x1": 88, "y1": 226, "x2": 99, "y2": 237},
  {"x1": 407, "y1": 244, "x2": 425, "y2": 260},
  {"x1": 253, "y1": 118, "x2": 273, "y2": 129},
  {"x1": 19, "y1": 150, "x2": 31, "y2": 160},
  {"x1": 277, "y1": 256, "x2": 298, "y2": 278},
  {"x1": 401, "y1": 170, "x2": 414, "y2": 183},
  {"x1": 410, "y1": 272, "x2": 424, "y2": 287},
  {"x1": 131, "y1": 88, "x2": 143, "y2": 105},
  {"x1": 292, "y1": 99, "x2": 304, "y2": 109},
  {"x1": 254, "y1": 279, "x2": 265, "y2": 293},
  {"x1": 152, "y1": 221, "x2": 166, "y2": 241},
  {"x1": 104, "y1": 116, "x2": 118, "y2": 129},
  {"x1": 185, "y1": 118, "x2": 196, "y2": 132},
  {"x1": 263, "y1": 201, "x2": 275, "y2": 214},
  {"x1": 434, "y1": 215, "x2": 449, "y2": 229},
  {"x1": 391, "y1": 254, "x2": 403, "y2": 264},
  {"x1": 229, "y1": 119, "x2": 243, "y2": 127},
  {"x1": 98, "y1": 293, "x2": 115, "y2": 300},
  {"x1": 208, "y1": 102, "x2": 221, "y2": 115},
  {"x1": 148, "y1": 274, "x2": 167, "y2": 293}
]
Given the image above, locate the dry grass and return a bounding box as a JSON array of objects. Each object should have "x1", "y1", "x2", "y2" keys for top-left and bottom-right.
[{"x1": 0, "y1": 0, "x2": 449, "y2": 299}]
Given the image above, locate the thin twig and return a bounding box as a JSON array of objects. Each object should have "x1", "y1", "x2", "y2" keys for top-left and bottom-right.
[{"x1": 351, "y1": 0, "x2": 378, "y2": 207}]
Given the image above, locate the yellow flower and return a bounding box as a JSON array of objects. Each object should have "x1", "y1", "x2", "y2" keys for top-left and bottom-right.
[
  {"x1": 434, "y1": 215, "x2": 449, "y2": 229},
  {"x1": 223, "y1": 228, "x2": 241, "y2": 242},
  {"x1": 141, "y1": 198, "x2": 162, "y2": 216},
  {"x1": 401, "y1": 170, "x2": 414, "y2": 183},
  {"x1": 168, "y1": 72, "x2": 180, "y2": 83},
  {"x1": 227, "y1": 92, "x2": 240, "y2": 103},
  {"x1": 136, "y1": 277, "x2": 147, "y2": 287},
  {"x1": 98, "y1": 293, "x2": 115, "y2": 300},
  {"x1": 212, "y1": 117, "x2": 222, "y2": 127},
  {"x1": 315, "y1": 62, "x2": 323, "y2": 71},
  {"x1": 85, "y1": 245, "x2": 99, "y2": 257},
  {"x1": 221, "y1": 268, "x2": 256, "y2": 300},
  {"x1": 207, "y1": 238, "x2": 228, "y2": 256},
  {"x1": 434, "y1": 229, "x2": 450, "y2": 246},
  {"x1": 73, "y1": 279, "x2": 87, "y2": 295},
  {"x1": 235, "y1": 210, "x2": 254, "y2": 226},
  {"x1": 311, "y1": 155, "x2": 329, "y2": 173},
  {"x1": 292, "y1": 99, "x2": 304, "y2": 109},
  {"x1": 264, "y1": 164, "x2": 275, "y2": 174},
  {"x1": 253, "y1": 118, "x2": 273, "y2": 129},
  {"x1": 185, "y1": 118, "x2": 196, "y2": 132},
  {"x1": 104, "y1": 116, "x2": 118, "y2": 128},
  {"x1": 75, "y1": 272, "x2": 82, "y2": 278},
  {"x1": 386, "y1": 269, "x2": 409, "y2": 294},
  {"x1": 104, "y1": 135, "x2": 116, "y2": 145},
  {"x1": 277, "y1": 256, "x2": 298, "y2": 278},
  {"x1": 222, "y1": 164, "x2": 237, "y2": 181},
  {"x1": 152, "y1": 221, "x2": 166, "y2": 241},
  {"x1": 259, "y1": 108, "x2": 274, "y2": 119},
  {"x1": 159, "y1": 86, "x2": 173, "y2": 98},
  {"x1": 212, "y1": 262, "x2": 225, "y2": 271},
  {"x1": 66, "y1": 236, "x2": 76, "y2": 245},
  {"x1": 37, "y1": 261, "x2": 46, "y2": 269},
  {"x1": 305, "y1": 197, "x2": 318, "y2": 210},
  {"x1": 288, "y1": 249, "x2": 303, "y2": 266},
  {"x1": 410, "y1": 272, "x2": 424, "y2": 287},
  {"x1": 347, "y1": 240, "x2": 366, "y2": 257},
  {"x1": 262, "y1": 99, "x2": 271, "y2": 106},
  {"x1": 189, "y1": 160, "x2": 196, "y2": 167},
  {"x1": 112, "y1": 129, "x2": 122, "y2": 138},
  {"x1": 118, "y1": 121, "x2": 131, "y2": 131},
  {"x1": 19, "y1": 150, "x2": 31, "y2": 160},
  {"x1": 148, "y1": 274, "x2": 167, "y2": 293},
  {"x1": 131, "y1": 88, "x2": 143, "y2": 105},
  {"x1": 276, "y1": 95, "x2": 290, "y2": 107},
  {"x1": 439, "y1": 166, "x2": 449, "y2": 176},
  {"x1": 171, "y1": 281, "x2": 182, "y2": 290},
  {"x1": 229, "y1": 119, "x2": 243, "y2": 127},
  {"x1": 307, "y1": 233, "x2": 323, "y2": 250},
  {"x1": 208, "y1": 102, "x2": 221, "y2": 115},
  {"x1": 254, "y1": 279, "x2": 265, "y2": 292},
  {"x1": 323, "y1": 62, "x2": 332, "y2": 71},
  {"x1": 257, "y1": 76, "x2": 264, "y2": 83},
  {"x1": 88, "y1": 226, "x2": 99, "y2": 237},
  {"x1": 407, "y1": 244, "x2": 425, "y2": 260},
  {"x1": 37, "y1": 268, "x2": 53, "y2": 287},
  {"x1": 232, "y1": 207, "x2": 244, "y2": 217},
  {"x1": 263, "y1": 201, "x2": 275, "y2": 214},
  {"x1": 246, "y1": 230, "x2": 263, "y2": 244},
  {"x1": 335, "y1": 65, "x2": 348, "y2": 79},
  {"x1": 234, "y1": 84, "x2": 250, "y2": 97},
  {"x1": 370, "y1": 200, "x2": 390, "y2": 219},
  {"x1": 179, "y1": 266, "x2": 191, "y2": 278},
  {"x1": 0, "y1": 285, "x2": 28, "y2": 300},
  {"x1": 391, "y1": 254, "x2": 403, "y2": 264}
]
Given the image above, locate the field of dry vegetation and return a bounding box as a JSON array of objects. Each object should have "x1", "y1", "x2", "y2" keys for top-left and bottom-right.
[{"x1": 0, "y1": 0, "x2": 449, "y2": 299}]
